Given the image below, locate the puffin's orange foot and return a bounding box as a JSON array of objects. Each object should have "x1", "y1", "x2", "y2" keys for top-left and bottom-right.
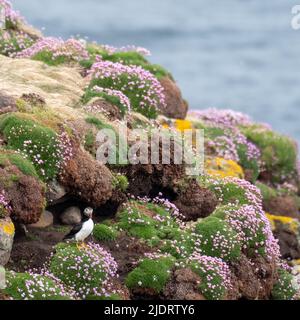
[{"x1": 76, "y1": 242, "x2": 87, "y2": 250}]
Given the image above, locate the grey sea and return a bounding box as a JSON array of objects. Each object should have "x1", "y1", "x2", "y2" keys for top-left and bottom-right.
[{"x1": 10, "y1": 0, "x2": 300, "y2": 145}]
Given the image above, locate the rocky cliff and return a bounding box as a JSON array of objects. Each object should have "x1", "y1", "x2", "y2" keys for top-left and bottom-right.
[{"x1": 0, "y1": 0, "x2": 299, "y2": 300}]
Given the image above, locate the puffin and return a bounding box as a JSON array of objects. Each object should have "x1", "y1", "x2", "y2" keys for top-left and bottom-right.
[{"x1": 64, "y1": 207, "x2": 94, "y2": 248}]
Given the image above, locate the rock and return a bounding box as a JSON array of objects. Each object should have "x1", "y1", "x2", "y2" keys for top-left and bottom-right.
[
  {"x1": 46, "y1": 180, "x2": 68, "y2": 205},
  {"x1": 118, "y1": 134, "x2": 186, "y2": 197},
  {"x1": 159, "y1": 77, "x2": 188, "y2": 119},
  {"x1": 59, "y1": 148, "x2": 113, "y2": 207},
  {"x1": 163, "y1": 268, "x2": 206, "y2": 300},
  {"x1": 174, "y1": 179, "x2": 218, "y2": 221},
  {"x1": 29, "y1": 211, "x2": 54, "y2": 229},
  {"x1": 86, "y1": 98, "x2": 123, "y2": 121},
  {"x1": 0, "y1": 164, "x2": 45, "y2": 225},
  {"x1": 61, "y1": 207, "x2": 82, "y2": 225},
  {"x1": 0, "y1": 266, "x2": 6, "y2": 289},
  {"x1": 0, "y1": 91, "x2": 17, "y2": 115},
  {"x1": 0, "y1": 218, "x2": 15, "y2": 266},
  {"x1": 230, "y1": 254, "x2": 277, "y2": 300},
  {"x1": 263, "y1": 195, "x2": 299, "y2": 219},
  {"x1": 274, "y1": 227, "x2": 300, "y2": 260}
]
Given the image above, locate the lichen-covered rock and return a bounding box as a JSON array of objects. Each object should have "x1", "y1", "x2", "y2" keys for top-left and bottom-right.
[
  {"x1": 59, "y1": 148, "x2": 113, "y2": 207},
  {"x1": 60, "y1": 207, "x2": 82, "y2": 226},
  {"x1": 0, "y1": 218, "x2": 15, "y2": 266},
  {"x1": 159, "y1": 77, "x2": 188, "y2": 119}
]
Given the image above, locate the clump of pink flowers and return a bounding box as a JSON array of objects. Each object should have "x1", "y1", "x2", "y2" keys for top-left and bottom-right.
[
  {"x1": 88, "y1": 57, "x2": 166, "y2": 117},
  {"x1": 0, "y1": 0, "x2": 24, "y2": 26},
  {"x1": 0, "y1": 190, "x2": 11, "y2": 217},
  {"x1": 189, "y1": 253, "x2": 233, "y2": 300},
  {"x1": 190, "y1": 108, "x2": 252, "y2": 127},
  {"x1": 6, "y1": 271, "x2": 75, "y2": 300},
  {"x1": 16, "y1": 37, "x2": 89, "y2": 62},
  {"x1": 49, "y1": 242, "x2": 119, "y2": 300},
  {"x1": 101, "y1": 44, "x2": 151, "y2": 56}
]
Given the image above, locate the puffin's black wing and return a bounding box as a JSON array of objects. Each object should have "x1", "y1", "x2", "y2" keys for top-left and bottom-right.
[{"x1": 63, "y1": 223, "x2": 83, "y2": 240}]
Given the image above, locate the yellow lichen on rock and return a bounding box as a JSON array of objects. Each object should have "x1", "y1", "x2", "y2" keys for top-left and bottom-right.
[
  {"x1": 205, "y1": 157, "x2": 245, "y2": 179},
  {"x1": 265, "y1": 213, "x2": 300, "y2": 234},
  {"x1": 0, "y1": 220, "x2": 15, "y2": 236}
]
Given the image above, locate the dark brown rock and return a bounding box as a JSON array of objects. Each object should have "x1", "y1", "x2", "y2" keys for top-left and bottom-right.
[
  {"x1": 0, "y1": 165, "x2": 45, "y2": 225},
  {"x1": 159, "y1": 77, "x2": 188, "y2": 119},
  {"x1": 163, "y1": 268, "x2": 206, "y2": 300},
  {"x1": 174, "y1": 179, "x2": 218, "y2": 221},
  {"x1": 230, "y1": 254, "x2": 277, "y2": 300},
  {"x1": 263, "y1": 195, "x2": 299, "y2": 219},
  {"x1": 59, "y1": 148, "x2": 113, "y2": 207},
  {"x1": 273, "y1": 225, "x2": 300, "y2": 260}
]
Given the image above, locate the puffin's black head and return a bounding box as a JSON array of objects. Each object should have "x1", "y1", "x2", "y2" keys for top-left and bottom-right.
[{"x1": 84, "y1": 207, "x2": 93, "y2": 219}]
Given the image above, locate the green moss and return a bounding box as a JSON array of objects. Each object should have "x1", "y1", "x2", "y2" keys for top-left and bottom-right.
[
  {"x1": 207, "y1": 180, "x2": 249, "y2": 206},
  {"x1": 112, "y1": 174, "x2": 129, "y2": 192},
  {"x1": 85, "y1": 116, "x2": 113, "y2": 131},
  {"x1": 242, "y1": 126, "x2": 297, "y2": 182},
  {"x1": 0, "y1": 114, "x2": 62, "y2": 181},
  {"x1": 237, "y1": 143, "x2": 260, "y2": 183},
  {"x1": 256, "y1": 182, "x2": 277, "y2": 202},
  {"x1": 211, "y1": 205, "x2": 267, "y2": 257},
  {"x1": 160, "y1": 231, "x2": 198, "y2": 260},
  {"x1": 116, "y1": 201, "x2": 180, "y2": 242},
  {"x1": 272, "y1": 269, "x2": 297, "y2": 300},
  {"x1": 125, "y1": 257, "x2": 175, "y2": 294},
  {"x1": 0, "y1": 151, "x2": 38, "y2": 178},
  {"x1": 85, "y1": 75, "x2": 157, "y2": 119},
  {"x1": 195, "y1": 216, "x2": 241, "y2": 262},
  {"x1": 84, "y1": 130, "x2": 96, "y2": 155},
  {"x1": 32, "y1": 51, "x2": 68, "y2": 66},
  {"x1": 3, "y1": 271, "x2": 71, "y2": 300},
  {"x1": 93, "y1": 224, "x2": 118, "y2": 242}
]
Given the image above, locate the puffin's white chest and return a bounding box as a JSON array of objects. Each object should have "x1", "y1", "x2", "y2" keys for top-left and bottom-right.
[{"x1": 75, "y1": 219, "x2": 94, "y2": 242}]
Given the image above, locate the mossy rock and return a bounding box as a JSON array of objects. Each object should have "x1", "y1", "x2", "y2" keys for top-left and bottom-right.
[
  {"x1": 272, "y1": 268, "x2": 297, "y2": 300},
  {"x1": 112, "y1": 174, "x2": 129, "y2": 192},
  {"x1": 125, "y1": 256, "x2": 175, "y2": 294},
  {"x1": 116, "y1": 201, "x2": 180, "y2": 242},
  {"x1": 3, "y1": 271, "x2": 72, "y2": 300},
  {"x1": 93, "y1": 224, "x2": 118, "y2": 242},
  {"x1": 189, "y1": 258, "x2": 230, "y2": 300},
  {"x1": 242, "y1": 126, "x2": 297, "y2": 182},
  {"x1": 49, "y1": 242, "x2": 117, "y2": 299},
  {"x1": 0, "y1": 114, "x2": 63, "y2": 181},
  {"x1": 0, "y1": 150, "x2": 38, "y2": 178},
  {"x1": 195, "y1": 216, "x2": 241, "y2": 262}
]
